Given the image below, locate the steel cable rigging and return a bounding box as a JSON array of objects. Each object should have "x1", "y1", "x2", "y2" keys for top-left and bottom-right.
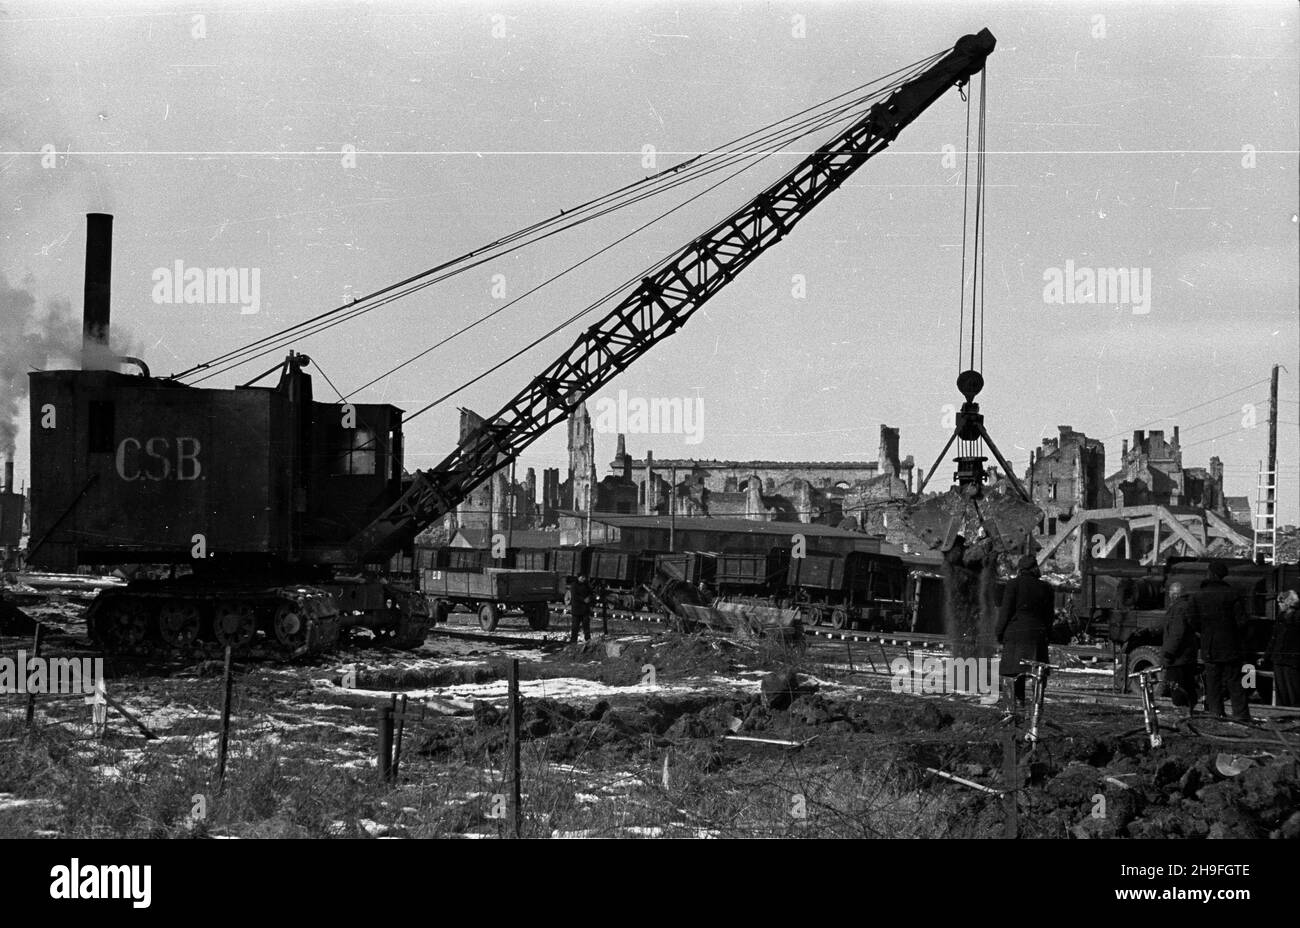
[{"x1": 171, "y1": 50, "x2": 946, "y2": 388}]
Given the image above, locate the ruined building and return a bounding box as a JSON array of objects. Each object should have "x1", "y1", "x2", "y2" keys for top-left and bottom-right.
[
  {"x1": 1105, "y1": 428, "x2": 1227, "y2": 513},
  {"x1": 541, "y1": 404, "x2": 599, "y2": 526},
  {"x1": 601, "y1": 425, "x2": 916, "y2": 528},
  {"x1": 1026, "y1": 426, "x2": 1111, "y2": 536}
]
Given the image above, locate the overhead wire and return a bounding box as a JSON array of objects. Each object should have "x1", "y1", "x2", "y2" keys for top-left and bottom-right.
[
  {"x1": 341, "y1": 72, "x2": 932, "y2": 402},
  {"x1": 175, "y1": 49, "x2": 946, "y2": 387},
  {"x1": 400, "y1": 91, "x2": 897, "y2": 425}
]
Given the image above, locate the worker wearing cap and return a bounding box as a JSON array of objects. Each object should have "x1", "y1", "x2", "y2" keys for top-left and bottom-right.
[
  {"x1": 1160, "y1": 580, "x2": 1199, "y2": 716},
  {"x1": 995, "y1": 553, "x2": 1055, "y2": 720},
  {"x1": 1185, "y1": 562, "x2": 1251, "y2": 721},
  {"x1": 1267, "y1": 589, "x2": 1300, "y2": 707}
]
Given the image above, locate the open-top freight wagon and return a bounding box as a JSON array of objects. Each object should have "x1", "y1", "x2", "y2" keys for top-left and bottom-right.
[
  {"x1": 711, "y1": 547, "x2": 792, "y2": 599},
  {"x1": 787, "y1": 549, "x2": 909, "y2": 630}
]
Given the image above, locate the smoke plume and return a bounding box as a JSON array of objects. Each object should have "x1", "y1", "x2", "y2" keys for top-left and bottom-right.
[{"x1": 0, "y1": 271, "x2": 136, "y2": 458}]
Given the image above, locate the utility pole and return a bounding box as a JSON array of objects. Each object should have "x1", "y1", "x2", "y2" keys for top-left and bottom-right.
[
  {"x1": 507, "y1": 458, "x2": 515, "y2": 552},
  {"x1": 488, "y1": 463, "x2": 499, "y2": 564},
  {"x1": 584, "y1": 462, "x2": 593, "y2": 546},
  {"x1": 1268, "y1": 362, "x2": 1279, "y2": 524}
]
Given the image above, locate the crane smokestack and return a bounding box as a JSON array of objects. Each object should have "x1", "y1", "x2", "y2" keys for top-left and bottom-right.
[
  {"x1": 3, "y1": 461, "x2": 11, "y2": 494},
  {"x1": 82, "y1": 213, "x2": 113, "y2": 370}
]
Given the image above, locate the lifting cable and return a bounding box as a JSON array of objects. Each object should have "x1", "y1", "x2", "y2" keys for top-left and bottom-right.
[
  {"x1": 173, "y1": 50, "x2": 945, "y2": 386},
  {"x1": 956, "y1": 67, "x2": 988, "y2": 378}
]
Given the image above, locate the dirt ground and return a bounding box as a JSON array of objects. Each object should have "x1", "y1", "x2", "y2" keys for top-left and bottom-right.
[{"x1": 1, "y1": 590, "x2": 1298, "y2": 839}]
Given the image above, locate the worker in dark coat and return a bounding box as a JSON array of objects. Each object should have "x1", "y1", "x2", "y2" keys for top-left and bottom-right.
[
  {"x1": 1185, "y1": 562, "x2": 1250, "y2": 721},
  {"x1": 995, "y1": 554, "x2": 1055, "y2": 717},
  {"x1": 566, "y1": 575, "x2": 594, "y2": 645},
  {"x1": 1267, "y1": 589, "x2": 1300, "y2": 707},
  {"x1": 1160, "y1": 581, "x2": 1199, "y2": 716}
]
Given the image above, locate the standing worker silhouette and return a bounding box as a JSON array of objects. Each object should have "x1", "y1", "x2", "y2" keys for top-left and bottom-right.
[
  {"x1": 995, "y1": 554, "x2": 1055, "y2": 722},
  {"x1": 566, "y1": 575, "x2": 594, "y2": 645},
  {"x1": 1187, "y1": 562, "x2": 1251, "y2": 721}
]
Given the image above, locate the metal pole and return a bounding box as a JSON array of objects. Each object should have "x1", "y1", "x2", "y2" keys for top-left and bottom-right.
[
  {"x1": 507, "y1": 658, "x2": 521, "y2": 838},
  {"x1": 24, "y1": 622, "x2": 43, "y2": 728},
  {"x1": 216, "y1": 645, "x2": 234, "y2": 789}
]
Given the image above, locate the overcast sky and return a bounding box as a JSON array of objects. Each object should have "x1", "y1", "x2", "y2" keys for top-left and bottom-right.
[{"x1": 3, "y1": 0, "x2": 1297, "y2": 522}]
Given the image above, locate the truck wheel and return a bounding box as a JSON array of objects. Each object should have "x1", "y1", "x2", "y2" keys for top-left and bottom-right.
[
  {"x1": 527, "y1": 604, "x2": 550, "y2": 631},
  {"x1": 831, "y1": 607, "x2": 849, "y2": 630},
  {"x1": 478, "y1": 603, "x2": 500, "y2": 631},
  {"x1": 1123, "y1": 645, "x2": 1163, "y2": 693},
  {"x1": 431, "y1": 599, "x2": 449, "y2": 624}
]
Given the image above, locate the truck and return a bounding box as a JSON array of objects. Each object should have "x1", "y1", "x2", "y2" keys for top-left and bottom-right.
[
  {"x1": 421, "y1": 567, "x2": 557, "y2": 632},
  {"x1": 1076, "y1": 557, "x2": 1300, "y2": 695}
]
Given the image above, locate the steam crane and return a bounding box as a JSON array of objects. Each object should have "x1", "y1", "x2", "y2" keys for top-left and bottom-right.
[
  {"x1": 342, "y1": 28, "x2": 999, "y2": 567},
  {"x1": 29, "y1": 29, "x2": 998, "y2": 656}
]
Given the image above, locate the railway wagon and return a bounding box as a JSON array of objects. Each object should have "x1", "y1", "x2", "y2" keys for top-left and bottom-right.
[
  {"x1": 588, "y1": 548, "x2": 663, "y2": 609},
  {"x1": 652, "y1": 552, "x2": 700, "y2": 584},
  {"x1": 514, "y1": 547, "x2": 550, "y2": 571},
  {"x1": 788, "y1": 549, "x2": 909, "y2": 630},
  {"x1": 445, "y1": 548, "x2": 489, "y2": 572},
  {"x1": 653, "y1": 552, "x2": 688, "y2": 581},
  {"x1": 422, "y1": 566, "x2": 557, "y2": 631},
  {"x1": 714, "y1": 547, "x2": 791, "y2": 598},
  {"x1": 550, "y1": 546, "x2": 590, "y2": 580}
]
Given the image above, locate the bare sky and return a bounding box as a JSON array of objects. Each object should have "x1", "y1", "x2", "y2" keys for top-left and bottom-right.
[{"x1": 3, "y1": 0, "x2": 1298, "y2": 521}]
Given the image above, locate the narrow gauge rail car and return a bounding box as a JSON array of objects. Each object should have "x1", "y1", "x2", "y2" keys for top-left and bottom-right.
[
  {"x1": 588, "y1": 549, "x2": 666, "y2": 610},
  {"x1": 514, "y1": 547, "x2": 551, "y2": 571},
  {"x1": 787, "y1": 549, "x2": 909, "y2": 630},
  {"x1": 711, "y1": 547, "x2": 792, "y2": 600}
]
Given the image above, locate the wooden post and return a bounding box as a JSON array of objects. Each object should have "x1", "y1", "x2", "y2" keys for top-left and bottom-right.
[
  {"x1": 24, "y1": 622, "x2": 43, "y2": 728},
  {"x1": 507, "y1": 658, "x2": 521, "y2": 838},
  {"x1": 376, "y1": 703, "x2": 394, "y2": 783},
  {"x1": 392, "y1": 694, "x2": 409, "y2": 780},
  {"x1": 216, "y1": 645, "x2": 234, "y2": 789},
  {"x1": 1001, "y1": 732, "x2": 1019, "y2": 839}
]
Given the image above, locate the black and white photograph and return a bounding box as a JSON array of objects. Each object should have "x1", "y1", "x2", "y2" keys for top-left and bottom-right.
[{"x1": 1, "y1": 0, "x2": 1297, "y2": 901}]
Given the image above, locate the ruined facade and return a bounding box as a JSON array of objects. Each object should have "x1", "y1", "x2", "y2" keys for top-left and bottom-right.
[
  {"x1": 1105, "y1": 428, "x2": 1226, "y2": 513},
  {"x1": 1025, "y1": 425, "x2": 1111, "y2": 536},
  {"x1": 598, "y1": 425, "x2": 915, "y2": 528}
]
